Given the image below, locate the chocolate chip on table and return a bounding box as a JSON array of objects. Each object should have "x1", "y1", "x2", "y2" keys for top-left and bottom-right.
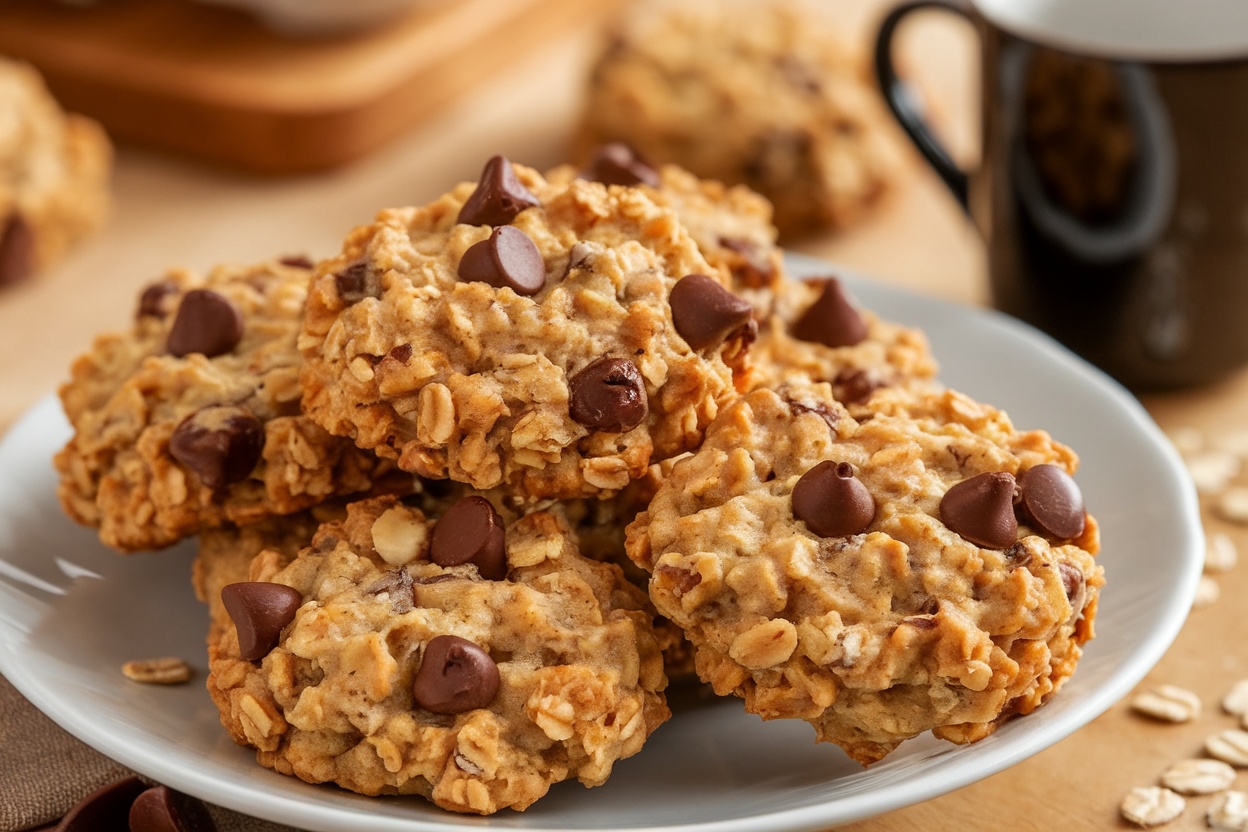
[
  {"x1": 0, "y1": 213, "x2": 34, "y2": 286},
  {"x1": 940, "y1": 471, "x2": 1018, "y2": 549},
  {"x1": 412, "y1": 635, "x2": 500, "y2": 714},
  {"x1": 166, "y1": 289, "x2": 244, "y2": 358},
  {"x1": 790, "y1": 277, "x2": 868, "y2": 348},
  {"x1": 168, "y1": 407, "x2": 265, "y2": 490},
  {"x1": 137, "y1": 280, "x2": 180, "y2": 320},
  {"x1": 580, "y1": 142, "x2": 661, "y2": 187},
  {"x1": 334, "y1": 260, "x2": 379, "y2": 303},
  {"x1": 669, "y1": 273, "x2": 754, "y2": 351},
  {"x1": 457, "y1": 155, "x2": 540, "y2": 227},
  {"x1": 791, "y1": 460, "x2": 875, "y2": 538},
  {"x1": 54, "y1": 776, "x2": 148, "y2": 831},
  {"x1": 220, "y1": 582, "x2": 304, "y2": 661},
  {"x1": 129, "y1": 785, "x2": 217, "y2": 832},
  {"x1": 458, "y1": 225, "x2": 546, "y2": 296},
  {"x1": 429, "y1": 496, "x2": 507, "y2": 580},
  {"x1": 568, "y1": 357, "x2": 648, "y2": 433},
  {"x1": 1017, "y1": 464, "x2": 1086, "y2": 539}
]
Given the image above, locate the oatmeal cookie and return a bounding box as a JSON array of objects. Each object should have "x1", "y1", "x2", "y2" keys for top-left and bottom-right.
[
  {"x1": 577, "y1": 1, "x2": 907, "y2": 238},
  {"x1": 55, "y1": 259, "x2": 405, "y2": 552},
  {"x1": 626, "y1": 382, "x2": 1102, "y2": 764},
  {"x1": 0, "y1": 57, "x2": 111, "y2": 286},
  {"x1": 207, "y1": 496, "x2": 670, "y2": 814},
  {"x1": 298, "y1": 155, "x2": 754, "y2": 502}
]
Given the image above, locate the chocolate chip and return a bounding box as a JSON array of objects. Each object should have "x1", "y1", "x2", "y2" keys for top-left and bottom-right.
[
  {"x1": 387, "y1": 343, "x2": 413, "y2": 364},
  {"x1": 334, "y1": 261, "x2": 379, "y2": 303},
  {"x1": 412, "y1": 635, "x2": 500, "y2": 714},
  {"x1": 429, "y1": 496, "x2": 507, "y2": 580},
  {"x1": 457, "y1": 155, "x2": 540, "y2": 226},
  {"x1": 137, "y1": 281, "x2": 179, "y2": 320},
  {"x1": 581, "y1": 143, "x2": 661, "y2": 187},
  {"x1": 221, "y1": 582, "x2": 303, "y2": 661},
  {"x1": 791, "y1": 460, "x2": 875, "y2": 538},
  {"x1": 1017, "y1": 464, "x2": 1086, "y2": 540},
  {"x1": 365, "y1": 569, "x2": 417, "y2": 614},
  {"x1": 55, "y1": 776, "x2": 147, "y2": 831},
  {"x1": 833, "y1": 369, "x2": 882, "y2": 405},
  {"x1": 718, "y1": 237, "x2": 775, "y2": 289},
  {"x1": 129, "y1": 785, "x2": 216, "y2": 832},
  {"x1": 0, "y1": 213, "x2": 34, "y2": 286},
  {"x1": 790, "y1": 278, "x2": 868, "y2": 348},
  {"x1": 458, "y1": 225, "x2": 546, "y2": 296},
  {"x1": 568, "y1": 357, "x2": 648, "y2": 433},
  {"x1": 168, "y1": 408, "x2": 264, "y2": 490},
  {"x1": 940, "y1": 471, "x2": 1019, "y2": 549},
  {"x1": 278, "y1": 254, "x2": 314, "y2": 269},
  {"x1": 166, "y1": 290, "x2": 244, "y2": 358},
  {"x1": 670, "y1": 273, "x2": 754, "y2": 351},
  {"x1": 1059, "y1": 561, "x2": 1088, "y2": 615}
]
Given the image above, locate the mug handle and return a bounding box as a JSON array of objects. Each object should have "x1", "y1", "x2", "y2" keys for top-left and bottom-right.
[{"x1": 874, "y1": 0, "x2": 974, "y2": 210}]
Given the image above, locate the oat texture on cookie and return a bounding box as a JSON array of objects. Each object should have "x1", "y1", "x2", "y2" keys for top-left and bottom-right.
[
  {"x1": 207, "y1": 495, "x2": 670, "y2": 814},
  {"x1": 298, "y1": 156, "x2": 754, "y2": 501},
  {"x1": 626, "y1": 382, "x2": 1102, "y2": 764},
  {"x1": 55, "y1": 259, "x2": 404, "y2": 552}
]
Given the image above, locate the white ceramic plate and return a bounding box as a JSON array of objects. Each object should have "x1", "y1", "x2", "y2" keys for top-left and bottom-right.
[{"x1": 0, "y1": 258, "x2": 1202, "y2": 832}]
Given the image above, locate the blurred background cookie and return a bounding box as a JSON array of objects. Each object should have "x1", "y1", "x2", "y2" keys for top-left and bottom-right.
[
  {"x1": 576, "y1": 0, "x2": 909, "y2": 240},
  {"x1": 0, "y1": 57, "x2": 111, "y2": 287}
]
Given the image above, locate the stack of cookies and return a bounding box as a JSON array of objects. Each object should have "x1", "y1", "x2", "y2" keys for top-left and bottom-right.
[{"x1": 52, "y1": 149, "x2": 1103, "y2": 815}]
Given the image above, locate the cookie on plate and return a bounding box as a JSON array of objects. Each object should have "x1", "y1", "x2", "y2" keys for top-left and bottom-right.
[
  {"x1": 626, "y1": 382, "x2": 1102, "y2": 764},
  {"x1": 576, "y1": 1, "x2": 906, "y2": 238},
  {"x1": 207, "y1": 495, "x2": 670, "y2": 814},
  {"x1": 0, "y1": 57, "x2": 111, "y2": 286},
  {"x1": 55, "y1": 258, "x2": 406, "y2": 552},
  {"x1": 298, "y1": 155, "x2": 754, "y2": 502}
]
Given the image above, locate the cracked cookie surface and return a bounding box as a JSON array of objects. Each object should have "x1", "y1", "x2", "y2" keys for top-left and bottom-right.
[
  {"x1": 207, "y1": 496, "x2": 669, "y2": 814},
  {"x1": 626, "y1": 382, "x2": 1102, "y2": 764}
]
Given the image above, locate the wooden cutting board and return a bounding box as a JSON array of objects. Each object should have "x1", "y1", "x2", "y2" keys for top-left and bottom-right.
[{"x1": 0, "y1": 0, "x2": 616, "y2": 174}]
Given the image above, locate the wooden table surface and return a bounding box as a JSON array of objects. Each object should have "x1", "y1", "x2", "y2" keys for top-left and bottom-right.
[{"x1": 1, "y1": 2, "x2": 1244, "y2": 829}]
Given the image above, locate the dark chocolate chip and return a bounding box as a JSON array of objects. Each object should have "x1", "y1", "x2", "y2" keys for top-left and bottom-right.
[
  {"x1": 568, "y1": 357, "x2": 648, "y2": 433},
  {"x1": 166, "y1": 290, "x2": 244, "y2": 358},
  {"x1": 790, "y1": 277, "x2": 868, "y2": 348},
  {"x1": 1017, "y1": 464, "x2": 1086, "y2": 540},
  {"x1": 457, "y1": 155, "x2": 540, "y2": 227},
  {"x1": 412, "y1": 635, "x2": 500, "y2": 714},
  {"x1": 388, "y1": 343, "x2": 413, "y2": 364},
  {"x1": 1059, "y1": 561, "x2": 1088, "y2": 616},
  {"x1": 581, "y1": 143, "x2": 661, "y2": 187},
  {"x1": 221, "y1": 582, "x2": 304, "y2": 661},
  {"x1": 429, "y1": 496, "x2": 507, "y2": 580},
  {"x1": 833, "y1": 369, "x2": 882, "y2": 405},
  {"x1": 278, "y1": 254, "x2": 314, "y2": 269},
  {"x1": 457, "y1": 225, "x2": 546, "y2": 296},
  {"x1": 0, "y1": 213, "x2": 34, "y2": 287},
  {"x1": 940, "y1": 471, "x2": 1019, "y2": 549},
  {"x1": 168, "y1": 408, "x2": 264, "y2": 490},
  {"x1": 669, "y1": 273, "x2": 754, "y2": 351},
  {"x1": 137, "y1": 281, "x2": 180, "y2": 320},
  {"x1": 128, "y1": 785, "x2": 217, "y2": 832},
  {"x1": 55, "y1": 776, "x2": 147, "y2": 832},
  {"x1": 791, "y1": 460, "x2": 875, "y2": 538},
  {"x1": 334, "y1": 261, "x2": 379, "y2": 303}
]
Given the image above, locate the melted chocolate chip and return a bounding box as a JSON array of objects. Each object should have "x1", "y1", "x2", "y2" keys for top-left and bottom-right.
[
  {"x1": 940, "y1": 471, "x2": 1018, "y2": 549},
  {"x1": 168, "y1": 408, "x2": 264, "y2": 490},
  {"x1": 334, "y1": 261, "x2": 379, "y2": 303},
  {"x1": 166, "y1": 290, "x2": 244, "y2": 358},
  {"x1": 457, "y1": 155, "x2": 540, "y2": 226},
  {"x1": 0, "y1": 213, "x2": 34, "y2": 286},
  {"x1": 669, "y1": 273, "x2": 754, "y2": 351},
  {"x1": 832, "y1": 369, "x2": 882, "y2": 405},
  {"x1": 1017, "y1": 464, "x2": 1086, "y2": 540},
  {"x1": 581, "y1": 143, "x2": 661, "y2": 187},
  {"x1": 412, "y1": 635, "x2": 500, "y2": 714},
  {"x1": 137, "y1": 281, "x2": 180, "y2": 320},
  {"x1": 786, "y1": 398, "x2": 839, "y2": 431},
  {"x1": 366, "y1": 569, "x2": 417, "y2": 614},
  {"x1": 1059, "y1": 561, "x2": 1088, "y2": 617},
  {"x1": 129, "y1": 785, "x2": 217, "y2": 832},
  {"x1": 568, "y1": 357, "x2": 648, "y2": 433},
  {"x1": 429, "y1": 496, "x2": 507, "y2": 580},
  {"x1": 56, "y1": 776, "x2": 148, "y2": 832},
  {"x1": 718, "y1": 236, "x2": 775, "y2": 289},
  {"x1": 791, "y1": 460, "x2": 875, "y2": 538},
  {"x1": 790, "y1": 278, "x2": 868, "y2": 348},
  {"x1": 388, "y1": 343, "x2": 413, "y2": 364},
  {"x1": 221, "y1": 582, "x2": 303, "y2": 661},
  {"x1": 458, "y1": 225, "x2": 546, "y2": 296}
]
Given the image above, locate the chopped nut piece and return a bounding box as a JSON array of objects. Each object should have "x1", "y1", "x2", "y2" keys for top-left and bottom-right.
[
  {"x1": 1120, "y1": 786, "x2": 1185, "y2": 827},
  {"x1": 371, "y1": 506, "x2": 427, "y2": 566},
  {"x1": 1160, "y1": 759, "x2": 1236, "y2": 795},
  {"x1": 121, "y1": 657, "x2": 192, "y2": 685},
  {"x1": 1207, "y1": 533, "x2": 1240, "y2": 574},
  {"x1": 1130, "y1": 685, "x2": 1201, "y2": 723},
  {"x1": 1209, "y1": 791, "x2": 1248, "y2": 831},
  {"x1": 1207, "y1": 729, "x2": 1248, "y2": 767}
]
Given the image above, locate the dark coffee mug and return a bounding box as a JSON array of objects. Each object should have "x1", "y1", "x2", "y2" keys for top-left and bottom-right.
[{"x1": 876, "y1": 0, "x2": 1248, "y2": 389}]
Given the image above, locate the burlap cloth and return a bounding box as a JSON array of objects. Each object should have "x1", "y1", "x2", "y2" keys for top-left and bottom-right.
[{"x1": 0, "y1": 675, "x2": 299, "y2": 831}]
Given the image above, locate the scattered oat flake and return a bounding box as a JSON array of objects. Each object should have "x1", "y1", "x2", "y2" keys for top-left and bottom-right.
[
  {"x1": 1194, "y1": 576, "x2": 1221, "y2": 609},
  {"x1": 121, "y1": 657, "x2": 192, "y2": 685},
  {"x1": 1207, "y1": 533, "x2": 1240, "y2": 574},
  {"x1": 1131, "y1": 685, "x2": 1202, "y2": 722},
  {"x1": 1208, "y1": 791, "x2": 1248, "y2": 831},
  {"x1": 1168, "y1": 426, "x2": 1206, "y2": 456},
  {"x1": 1223, "y1": 680, "x2": 1248, "y2": 717},
  {"x1": 1216, "y1": 430, "x2": 1248, "y2": 457},
  {"x1": 1161, "y1": 758, "x2": 1236, "y2": 795},
  {"x1": 1216, "y1": 487, "x2": 1248, "y2": 524},
  {"x1": 1121, "y1": 786, "x2": 1185, "y2": 827},
  {"x1": 1206, "y1": 729, "x2": 1248, "y2": 767},
  {"x1": 1186, "y1": 451, "x2": 1241, "y2": 495}
]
